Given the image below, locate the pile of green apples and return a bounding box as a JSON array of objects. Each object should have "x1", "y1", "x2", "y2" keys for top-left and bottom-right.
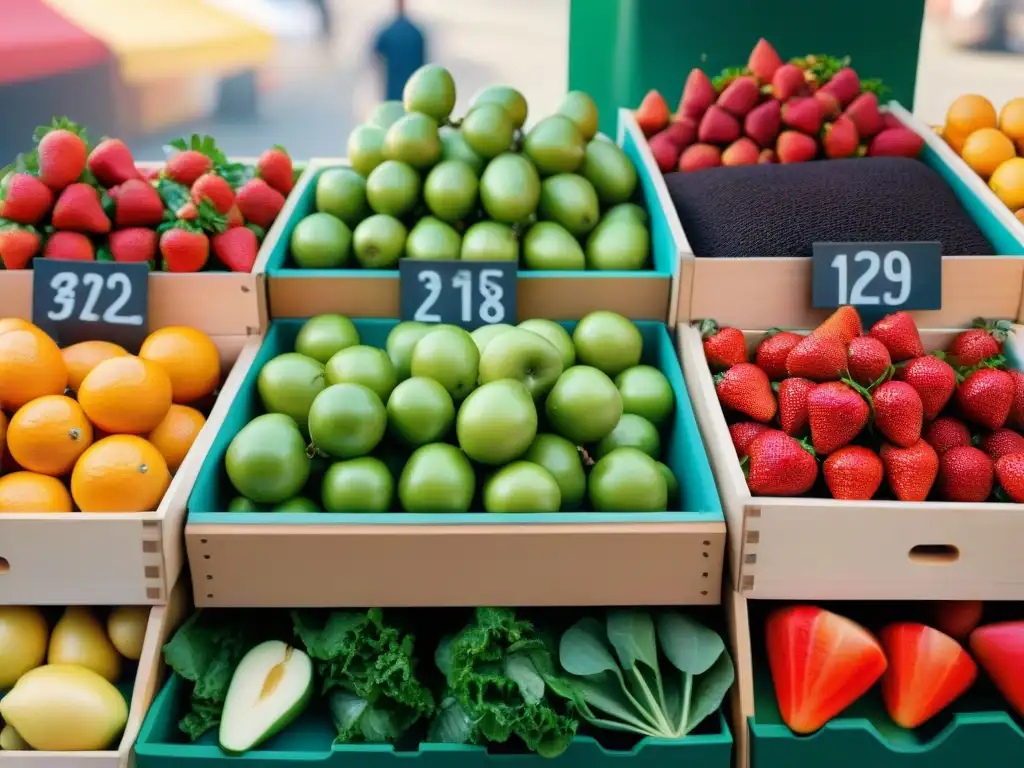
[
  {"x1": 288, "y1": 64, "x2": 652, "y2": 271},
  {"x1": 223, "y1": 312, "x2": 679, "y2": 514}
]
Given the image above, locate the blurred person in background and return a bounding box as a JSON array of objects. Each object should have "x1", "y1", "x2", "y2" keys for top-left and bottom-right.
[{"x1": 373, "y1": 0, "x2": 426, "y2": 101}]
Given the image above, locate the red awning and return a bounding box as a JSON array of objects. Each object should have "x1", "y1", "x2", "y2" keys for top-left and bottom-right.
[{"x1": 0, "y1": 0, "x2": 112, "y2": 85}]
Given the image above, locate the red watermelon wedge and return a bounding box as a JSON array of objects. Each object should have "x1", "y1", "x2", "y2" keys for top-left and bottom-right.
[
  {"x1": 930, "y1": 601, "x2": 983, "y2": 642},
  {"x1": 970, "y1": 621, "x2": 1024, "y2": 716},
  {"x1": 766, "y1": 605, "x2": 888, "y2": 734},
  {"x1": 879, "y1": 622, "x2": 977, "y2": 728}
]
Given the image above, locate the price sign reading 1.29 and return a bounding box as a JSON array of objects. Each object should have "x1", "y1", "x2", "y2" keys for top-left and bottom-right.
[
  {"x1": 399, "y1": 260, "x2": 517, "y2": 329},
  {"x1": 811, "y1": 241, "x2": 942, "y2": 311}
]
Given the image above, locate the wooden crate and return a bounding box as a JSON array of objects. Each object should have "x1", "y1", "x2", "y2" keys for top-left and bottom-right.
[
  {"x1": 0, "y1": 577, "x2": 188, "y2": 767},
  {"x1": 0, "y1": 337, "x2": 261, "y2": 606},
  {"x1": 679, "y1": 323, "x2": 1024, "y2": 600}
]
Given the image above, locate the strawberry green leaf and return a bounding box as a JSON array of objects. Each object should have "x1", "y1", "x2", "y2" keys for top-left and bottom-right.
[
  {"x1": 157, "y1": 179, "x2": 191, "y2": 212},
  {"x1": 292, "y1": 163, "x2": 306, "y2": 182},
  {"x1": 33, "y1": 117, "x2": 90, "y2": 148},
  {"x1": 860, "y1": 79, "x2": 890, "y2": 98},
  {"x1": 246, "y1": 224, "x2": 266, "y2": 241},
  {"x1": 272, "y1": 144, "x2": 289, "y2": 155},
  {"x1": 101, "y1": 191, "x2": 117, "y2": 219},
  {"x1": 96, "y1": 245, "x2": 114, "y2": 262},
  {"x1": 217, "y1": 162, "x2": 256, "y2": 190}
]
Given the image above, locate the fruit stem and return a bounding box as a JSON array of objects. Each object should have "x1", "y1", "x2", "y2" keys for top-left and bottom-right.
[
  {"x1": 578, "y1": 446, "x2": 595, "y2": 468},
  {"x1": 699, "y1": 318, "x2": 720, "y2": 340}
]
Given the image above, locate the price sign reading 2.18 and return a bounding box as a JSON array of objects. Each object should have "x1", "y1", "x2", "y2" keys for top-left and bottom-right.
[
  {"x1": 399, "y1": 260, "x2": 517, "y2": 329},
  {"x1": 32, "y1": 259, "x2": 150, "y2": 349},
  {"x1": 811, "y1": 241, "x2": 942, "y2": 311}
]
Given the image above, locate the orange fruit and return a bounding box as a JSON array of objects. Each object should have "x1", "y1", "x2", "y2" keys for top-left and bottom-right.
[
  {"x1": 147, "y1": 405, "x2": 206, "y2": 473},
  {"x1": 77, "y1": 356, "x2": 172, "y2": 435},
  {"x1": 990, "y1": 158, "x2": 1024, "y2": 211},
  {"x1": 0, "y1": 471, "x2": 73, "y2": 513},
  {"x1": 0, "y1": 412, "x2": 7, "y2": 462},
  {"x1": 139, "y1": 327, "x2": 221, "y2": 404},
  {"x1": 961, "y1": 128, "x2": 1017, "y2": 180},
  {"x1": 0, "y1": 319, "x2": 36, "y2": 336},
  {"x1": 0, "y1": 329, "x2": 68, "y2": 411},
  {"x1": 71, "y1": 435, "x2": 171, "y2": 513},
  {"x1": 1016, "y1": 209, "x2": 1024, "y2": 224},
  {"x1": 62, "y1": 340, "x2": 128, "y2": 392},
  {"x1": 999, "y1": 97, "x2": 1024, "y2": 149},
  {"x1": 945, "y1": 94, "x2": 998, "y2": 153},
  {"x1": 7, "y1": 395, "x2": 93, "y2": 476}
]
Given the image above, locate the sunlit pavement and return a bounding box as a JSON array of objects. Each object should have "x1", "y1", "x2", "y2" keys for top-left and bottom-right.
[{"x1": 126, "y1": 1, "x2": 1020, "y2": 160}]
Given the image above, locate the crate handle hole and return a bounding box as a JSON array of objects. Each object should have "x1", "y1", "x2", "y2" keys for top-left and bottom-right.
[
  {"x1": 0, "y1": 557, "x2": 8, "y2": 574},
  {"x1": 909, "y1": 544, "x2": 959, "y2": 564}
]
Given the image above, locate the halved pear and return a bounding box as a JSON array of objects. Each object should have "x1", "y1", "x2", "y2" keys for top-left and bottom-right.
[{"x1": 218, "y1": 640, "x2": 313, "y2": 755}]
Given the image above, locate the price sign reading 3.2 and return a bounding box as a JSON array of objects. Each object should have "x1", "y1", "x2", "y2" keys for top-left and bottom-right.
[
  {"x1": 811, "y1": 241, "x2": 942, "y2": 311},
  {"x1": 400, "y1": 260, "x2": 516, "y2": 329}
]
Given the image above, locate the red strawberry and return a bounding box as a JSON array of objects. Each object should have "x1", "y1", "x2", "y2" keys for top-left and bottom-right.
[
  {"x1": 995, "y1": 453, "x2": 1024, "y2": 502},
  {"x1": 822, "y1": 115, "x2": 860, "y2": 159},
  {"x1": 701, "y1": 319, "x2": 747, "y2": 370},
  {"x1": 823, "y1": 445, "x2": 884, "y2": 500},
  {"x1": 896, "y1": 355, "x2": 957, "y2": 420},
  {"x1": 730, "y1": 422, "x2": 774, "y2": 458},
  {"x1": 166, "y1": 150, "x2": 214, "y2": 187},
  {"x1": 51, "y1": 183, "x2": 111, "y2": 234},
  {"x1": 776, "y1": 377, "x2": 815, "y2": 436},
  {"x1": 698, "y1": 105, "x2": 741, "y2": 144},
  {"x1": 717, "y1": 76, "x2": 761, "y2": 118},
  {"x1": 869, "y1": 311, "x2": 924, "y2": 361},
  {"x1": 758, "y1": 149, "x2": 777, "y2": 164},
  {"x1": 880, "y1": 440, "x2": 939, "y2": 501},
  {"x1": 755, "y1": 330, "x2": 803, "y2": 380},
  {"x1": 923, "y1": 417, "x2": 972, "y2": 455},
  {"x1": 257, "y1": 146, "x2": 295, "y2": 196},
  {"x1": 846, "y1": 336, "x2": 891, "y2": 386},
  {"x1": 776, "y1": 131, "x2": 818, "y2": 163},
  {"x1": 930, "y1": 601, "x2": 983, "y2": 642},
  {"x1": 747, "y1": 38, "x2": 783, "y2": 82},
  {"x1": 715, "y1": 363, "x2": 777, "y2": 423},
  {"x1": 677, "y1": 69, "x2": 716, "y2": 120},
  {"x1": 781, "y1": 97, "x2": 823, "y2": 134},
  {"x1": 212, "y1": 226, "x2": 259, "y2": 273},
  {"x1": 36, "y1": 123, "x2": 88, "y2": 190},
  {"x1": 814, "y1": 91, "x2": 841, "y2": 121},
  {"x1": 957, "y1": 368, "x2": 1013, "y2": 429},
  {"x1": 879, "y1": 623, "x2": 977, "y2": 729},
  {"x1": 765, "y1": 606, "x2": 887, "y2": 735},
  {"x1": 108, "y1": 228, "x2": 157, "y2": 265},
  {"x1": 819, "y1": 68, "x2": 861, "y2": 107},
  {"x1": 947, "y1": 319, "x2": 1011, "y2": 368},
  {"x1": 663, "y1": 118, "x2": 698, "y2": 149},
  {"x1": 873, "y1": 380, "x2": 924, "y2": 448},
  {"x1": 771, "y1": 64, "x2": 808, "y2": 102},
  {"x1": 937, "y1": 445, "x2": 993, "y2": 502},
  {"x1": 114, "y1": 179, "x2": 165, "y2": 228},
  {"x1": 43, "y1": 231, "x2": 94, "y2": 261},
  {"x1": 635, "y1": 90, "x2": 671, "y2": 135},
  {"x1": 176, "y1": 201, "x2": 198, "y2": 221},
  {"x1": 226, "y1": 204, "x2": 245, "y2": 228},
  {"x1": 236, "y1": 178, "x2": 286, "y2": 229},
  {"x1": 0, "y1": 173, "x2": 53, "y2": 225},
  {"x1": 970, "y1": 622, "x2": 1024, "y2": 716},
  {"x1": 87, "y1": 139, "x2": 142, "y2": 187},
  {"x1": 844, "y1": 92, "x2": 883, "y2": 139},
  {"x1": 678, "y1": 143, "x2": 721, "y2": 172},
  {"x1": 1007, "y1": 370, "x2": 1024, "y2": 430},
  {"x1": 721, "y1": 137, "x2": 760, "y2": 167},
  {"x1": 745, "y1": 431, "x2": 818, "y2": 496},
  {"x1": 980, "y1": 428, "x2": 1024, "y2": 460},
  {"x1": 139, "y1": 165, "x2": 162, "y2": 182},
  {"x1": 191, "y1": 173, "x2": 235, "y2": 215},
  {"x1": 0, "y1": 224, "x2": 41, "y2": 269},
  {"x1": 868, "y1": 127, "x2": 925, "y2": 159},
  {"x1": 814, "y1": 305, "x2": 863, "y2": 345},
  {"x1": 744, "y1": 100, "x2": 782, "y2": 148},
  {"x1": 808, "y1": 381, "x2": 869, "y2": 454},
  {"x1": 786, "y1": 335, "x2": 847, "y2": 382},
  {"x1": 159, "y1": 224, "x2": 210, "y2": 272}
]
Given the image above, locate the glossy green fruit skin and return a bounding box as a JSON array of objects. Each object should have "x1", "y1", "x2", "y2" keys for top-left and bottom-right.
[
  {"x1": 383, "y1": 113, "x2": 442, "y2": 170},
  {"x1": 484, "y1": 461, "x2": 561, "y2": 513},
  {"x1": 581, "y1": 140, "x2": 638, "y2": 206},
  {"x1": 521, "y1": 222, "x2": 585, "y2": 271},
  {"x1": 478, "y1": 328, "x2": 564, "y2": 400},
  {"x1": 479, "y1": 154, "x2": 541, "y2": 224},
  {"x1": 398, "y1": 443, "x2": 476, "y2": 513},
  {"x1": 657, "y1": 461, "x2": 680, "y2": 504},
  {"x1": 387, "y1": 377, "x2": 455, "y2": 446},
  {"x1": 538, "y1": 174, "x2": 601, "y2": 237},
  {"x1": 424, "y1": 160, "x2": 479, "y2": 222},
  {"x1": 352, "y1": 215, "x2": 407, "y2": 269},
  {"x1": 589, "y1": 447, "x2": 668, "y2": 512},
  {"x1": 595, "y1": 413, "x2": 661, "y2": 459},
  {"x1": 462, "y1": 103, "x2": 515, "y2": 159},
  {"x1": 368, "y1": 100, "x2": 406, "y2": 129},
  {"x1": 257, "y1": 353, "x2": 326, "y2": 433},
  {"x1": 410, "y1": 326, "x2": 480, "y2": 401},
  {"x1": 545, "y1": 365, "x2": 622, "y2": 445},
  {"x1": 518, "y1": 319, "x2": 576, "y2": 369},
  {"x1": 322, "y1": 457, "x2": 395, "y2": 512},
  {"x1": 461, "y1": 221, "x2": 518, "y2": 261},
  {"x1": 615, "y1": 365, "x2": 674, "y2": 425},
  {"x1": 572, "y1": 310, "x2": 644, "y2": 377},
  {"x1": 457, "y1": 379, "x2": 538, "y2": 465},
  {"x1": 557, "y1": 91, "x2": 600, "y2": 141},
  {"x1": 405, "y1": 217, "x2": 461, "y2": 261},
  {"x1": 228, "y1": 496, "x2": 263, "y2": 512},
  {"x1": 308, "y1": 383, "x2": 387, "y2": 459},
  {"x1": 470, "y1": 85, "x2": 528, "y2": 129},
  {"x1": 290, "y1": 213, "x2": 351, "y2": 269},
  {"x1": 523, "y1": 115, "x2": 585, "y2": 175},
  {"x1": 523, "y1": 433, "x2": 587, "y2": 509},
  {"x1": 325, "y1": 345, "x2": 398, "y2": 403},
  {"x1": 470, "y1": 323, "x2": 514, "y2": 354},
  {"x1": 585, "y1": 219, "x2": 650, "y2": 271},
  {"x1": 347, "y1": 124, "x2": 386, "y2": 176},
  {"x1": 402, "y1": 64, "x2": 457, "y2": 122},
  {"x1": 365, "y1": 160, "x2": 421, "y2": 218},
  {"x1": 440, "y1": 129, "x2": 486, "y2": 175},
  {"x1": 276, "y1": 496, "x2": 321, "y2": 513},
  {"x1": 315, "y1": 168, "x2": 368, "y2": 227},
  {"x1": 295, "y1": 315, "x2": 360, "y2": 364},
  {"x1": 386, "y1": 322, "x2": 432, "y2": 380},
  {"x1": 226, "y1": 413, "x2": 311, "y2": 504}
]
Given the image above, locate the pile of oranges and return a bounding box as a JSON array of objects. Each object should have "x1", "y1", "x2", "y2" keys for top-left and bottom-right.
[
  {"x1": 941, "y1": 94, "x2": 1024, "y2": 222},
  {"x1": 0, "y1": 320, "x2": 221, "y2": 513}
]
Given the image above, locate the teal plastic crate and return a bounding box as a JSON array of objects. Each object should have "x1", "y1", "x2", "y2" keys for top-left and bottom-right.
[
  {"x1": 135, "y1": 673, "x2": 734, "y2": 767},
  {"x1": 745, "y1": 600, "x2": 1024, "y2": 767}
]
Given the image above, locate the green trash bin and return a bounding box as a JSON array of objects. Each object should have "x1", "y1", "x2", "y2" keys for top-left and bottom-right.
[{"x1": 569, "y1": 0, "x2": 927, "y2": 135}]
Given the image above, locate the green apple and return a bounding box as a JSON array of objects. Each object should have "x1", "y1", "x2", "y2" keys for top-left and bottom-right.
[
  {"x1": 410, "y1": 326, "x2": 480, "y2": 401},
  {"x1": 484, "y1": 461, "x2": 561, "y2": 513},
  {"x1": 589, "y1": 447, "x2": 668, "y2": 512},
  {"x1": 615, "y1": 365, "x2": 674, "y2": 426},
  {"x1": 294, "y1": 314, "x2": 360, "y2": 363},
  {"x1": 518, "y1": 319, "x2": 575, "y2": 368},
  {"x1": 398, "y1": 443, "x2": 476, "y2": 512},
  {"x1": 478, "y1": 328, "x2": 563, "y2": 399},
  {"x1": 386, "y1": 321, "x2": 432, "y2": 380},
  {"x1": 470, "y1": 323, "x2": 514, "y2": 354},
  {"x1": 308, "y1": 383, "x2": 387, "y2": 459},
  {"x1": 572, "y1": 310, "x2": 643, "y2": 377},
  {"x1": 325, "y1": 345, "x2": 398, "y2": 403},
  {"x1": 523, "y1": 433, "x2": 586, "y2": 509},
  {"x1": 457, "y1": 379, "x2": 537, "y2": 465},
  {"x1": 657, "y1": 461, "x2": 679, "y2": 505},
  {"x1": 256, "y1": 353, "x2": 326, "y2": 434},
  {"x1": 595, "y1": 413, "x2": 661, "y2": 459},
  {"x1": 387, "y1": 377, "x2": 454, "y2": 445},
  {"x1": 321, "y1": 457, "x2": 394, "y2": 512},
  {"x1": 545, "y1": 366, "x2": 622, "y2": 444}
]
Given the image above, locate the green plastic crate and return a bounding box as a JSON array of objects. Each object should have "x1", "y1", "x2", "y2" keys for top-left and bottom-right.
[
  {"x1": 745, "y1": 600, "x2": 1024, "y2": 767},
  {"x1": 187, "y1": 318, "x2": 722, "y2": 526},
  {"x1": 135, "y1": 673, "x2": 734, "y2": 767}
]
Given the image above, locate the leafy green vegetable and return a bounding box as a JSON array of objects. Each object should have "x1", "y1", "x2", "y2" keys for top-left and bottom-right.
[
  {"x1": 554, "y1": 609, "x2": 733, "y2": 739},
  {"x1": 291, "y1": 609, "x2": 435, "y2": 743},
  {"x1": 162, "y1": 611, "x2": 262, "y2": 740},
  {"x1": 435, "y1": 607, "x2": 578, "y2": 758}
]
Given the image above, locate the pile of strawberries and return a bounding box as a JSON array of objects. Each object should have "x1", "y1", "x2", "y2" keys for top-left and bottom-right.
[
  {"x1": 0, "y1": 119, "x2": 296, "y2": 273},
  {"x1": 704, "y1": 307, "x2": 1024, "y2": 503},
  {"x1": 636, "y1": 39, "x2": 925, "y2": 172}
]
